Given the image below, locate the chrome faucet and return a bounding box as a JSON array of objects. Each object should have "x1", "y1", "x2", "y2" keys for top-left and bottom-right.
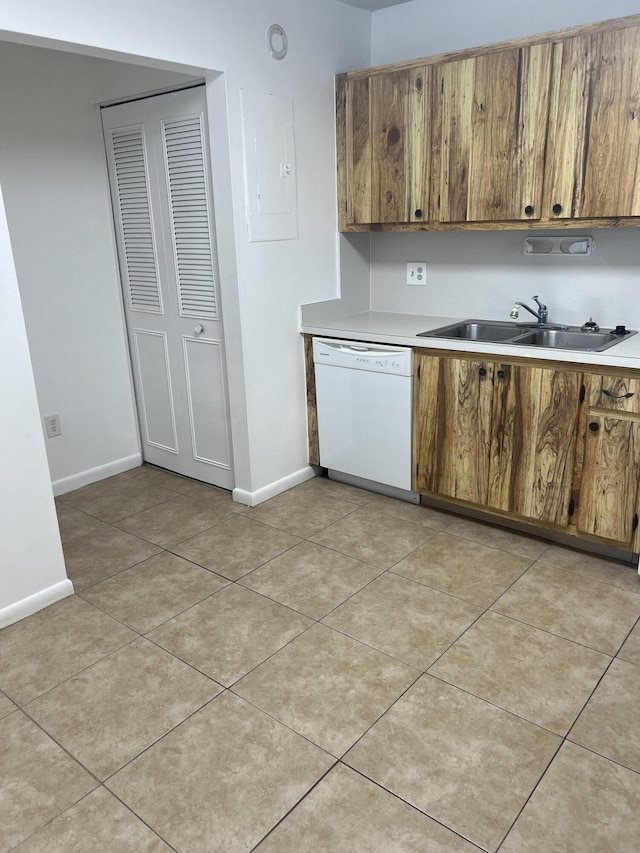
[{"x1": 510, "y1": 295, "x2": 548, "y2": 325}]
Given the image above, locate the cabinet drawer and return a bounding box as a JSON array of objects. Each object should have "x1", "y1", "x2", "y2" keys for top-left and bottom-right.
[{"x1": 587, "y1": 374, "x2": 640, "y2": 415}]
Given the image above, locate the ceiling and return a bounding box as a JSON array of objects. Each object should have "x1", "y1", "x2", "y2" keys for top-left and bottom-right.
[{"x1": 336, "y1": 0, "x2": 414, "y2": 11}]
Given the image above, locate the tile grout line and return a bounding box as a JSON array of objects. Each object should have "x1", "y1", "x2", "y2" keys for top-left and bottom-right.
[
  {"x1": 246, "y1": 760, "x2": 338, "y2": 852},
  {"x1": 494, "y1": 612, "x2": 640, "y2": 848},
  {"x1": 224, "y1": 688, "x2": 342, "y2": 761},
  {"x1": 339, "y1": 762, "x2": 488, "y2": 852},
  {"x1": 5, "y1": 787, "x2": 108, "y2": 852},
  {"x1": 493, "y1": 734, "x2": 565, "y2": 852},
  {"x1": 18, "y1": 473, "x2": 640, "y2": 849},
  {"x1": 96, "y1": 786, "x2": 180, "y2": 853},
  {"x1": 62, "y1": 482, "x2": 623, "y2": 754},
  {"x1": 1, "y1": 619, "x2": 141, "y2": 710},
  {"x1": 99, "y1": 691, "x2": 228, "y2": 785}
]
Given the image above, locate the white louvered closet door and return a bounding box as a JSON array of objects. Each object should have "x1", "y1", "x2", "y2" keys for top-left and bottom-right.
[{"x1": 102, "y1": 87, "x2": 234, "y2": 489}]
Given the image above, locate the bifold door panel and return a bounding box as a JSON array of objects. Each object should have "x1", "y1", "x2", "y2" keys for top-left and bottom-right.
[{"x1": 103, "y1": 87, "x2": 234, "y2": 489}]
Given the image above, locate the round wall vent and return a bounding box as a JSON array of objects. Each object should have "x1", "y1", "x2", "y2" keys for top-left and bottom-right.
[{"x1": 267, "y1": 24, "x2": 288, "y2": 60}]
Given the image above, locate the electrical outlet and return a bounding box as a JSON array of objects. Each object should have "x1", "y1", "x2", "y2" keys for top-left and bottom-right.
[
  {"x1": 406, "y1": 262, "x2": 427, "y2": 285},
  {"x1": 44, "y1": 413, "x2": 62, "y2": 438}
]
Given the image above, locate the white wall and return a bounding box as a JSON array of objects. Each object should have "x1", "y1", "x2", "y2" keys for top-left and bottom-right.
[
  {"x1": 0, "y1": 0, "x2": 369, "y2": 621},
  {"x1": 0, "y1": 44, "x2": 196, "y2": 492},
  {"x1": 370, "y1": 229, "x2": 640, "y2": 329},
  {"x1": 371, "y1": 0, "x2": 640, "y2": 65},
  {"x1": 0, "y1": 0, "x2": 371, "y2": 500},
  {"x1": 368, "y1": 1, "x2": 640, "y2": 329},
  {"x1": 0, "y1": 183, "x2": 71, "y2": 627}
]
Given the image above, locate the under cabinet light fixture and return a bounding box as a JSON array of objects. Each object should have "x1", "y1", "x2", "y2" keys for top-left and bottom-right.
[{"x1": 524, "y1": 236, "x2": 595, "y2": 255}]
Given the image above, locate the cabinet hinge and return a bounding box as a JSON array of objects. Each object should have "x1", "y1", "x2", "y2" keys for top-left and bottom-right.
[
  {"x1": 568, "y1": 499, "x2": 575, "y2": 517},
  {"x1": 579, "y1": 384, "x2": 585, "y2": 404},
  {"x1": 633, "y1": 514, "x2": 638, "y2": 533}
]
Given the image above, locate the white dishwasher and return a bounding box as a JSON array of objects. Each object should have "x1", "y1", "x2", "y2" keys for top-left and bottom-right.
[{"x1": 312, "y1": 337, "x2": 417, "y2": 500}]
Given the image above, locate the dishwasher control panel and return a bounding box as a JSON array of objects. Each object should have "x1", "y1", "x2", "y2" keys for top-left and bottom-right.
[{"x1": 312, "y1": 338, "x2": 413, "y2": 376}]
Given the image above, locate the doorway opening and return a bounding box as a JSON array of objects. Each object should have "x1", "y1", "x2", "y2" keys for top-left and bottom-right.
[{"x1": 0, "y1": 40, "x2": 242, "y2": 498}]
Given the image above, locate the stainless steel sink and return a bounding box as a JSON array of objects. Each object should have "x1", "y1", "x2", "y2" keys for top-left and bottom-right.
[
  {"x1": 512, "y1": 329, "x2": 622, "y2": 351},
  {"x1": 417, "y1": 321, "x2": 522, "y2": 342},
  {"x1": 417, "y1": 319, "x2": 637, "y2": 352}
]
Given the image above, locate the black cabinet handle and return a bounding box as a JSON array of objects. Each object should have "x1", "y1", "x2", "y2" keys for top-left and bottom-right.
[
  {"x1": 479, "y1": 367, "x2": 487, "y2": 376},
  {"x1": 552, "y1": 203, "x2": 562, "y2": 214},
  {"x1": 524, "y1": 205, "x2": 534, "y2": 215},
  {"x1": 414, "y1": 208, "x2": 423, "y2": 218},
  {"x1": 589, "y1": 422, "x2": 600, "y2": 432},
  {"x1": 602, "y1": 389, "x2": 634, "y2": 400},
  {"x1": 497, "y1": 369, "x2": 506, "y2": 379}
]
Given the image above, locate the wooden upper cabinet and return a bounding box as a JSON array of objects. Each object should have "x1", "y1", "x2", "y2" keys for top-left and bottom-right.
[
  {"x1": 431, "y1": 44, "x2": 552, "y2": 222},
  {"x1": 339, "y1": 74, "x2": 372, "y2": 227},
  {"x1": 370, "y1": 70, "x2": 411, "y2": 223},
  {"x1": 544, "y1": 25, "x2": 640, "y2": 219},
  {"x1": 338, "y1": 68, "x2": 430, "y2": 226},
  {"x1": 338, "y1": 15, "x2": 640, "y2": 229}
]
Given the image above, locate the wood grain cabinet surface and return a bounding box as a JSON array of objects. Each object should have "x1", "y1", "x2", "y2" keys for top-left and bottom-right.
[
  {"x1": 575, "y1": 372, "x2": 640, "y2": 549},
  {"x1": 413, "y1": 351, "x2": 640, "y2": 551},
  {"x1": 338, "y1": 67, "x2": 431, "y2": 227},
  {"x1": 576, "y1": 414, "x2": 640, "y2": 547},
  {"x1": 431, "y1": 44, "x2": 552, "y2": 223},
  {"x1": 414, "y1": 353, "x2": 581, "y2": 528},
  {"x1": 413, "y1": 354, "x2": 493, "y2": 503},
  {"x1": 337, "y1": 14, "x2": 640, "y2": 231},
  {"x1": 544, "y1": 25, "x2": 640, "y2": 220}
]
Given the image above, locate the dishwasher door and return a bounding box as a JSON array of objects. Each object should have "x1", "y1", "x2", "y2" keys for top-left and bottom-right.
[{"x1": 312, "y1": 338, "x2": 413, "y2": 491}]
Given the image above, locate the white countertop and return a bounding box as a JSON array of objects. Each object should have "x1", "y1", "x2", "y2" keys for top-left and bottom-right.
[{"x1": 302, "y1": 311, "x2": 640, "y2": 369}]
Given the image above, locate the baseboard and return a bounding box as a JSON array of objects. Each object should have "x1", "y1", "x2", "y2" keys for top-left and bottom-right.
[
  {"x1": 233, "y1": 465, "x2": 316, "y2": 507},
  {"x1": 0, "y1": 579, "x2": 74, "y2": 629},
  {"x1": 52, "y1": 453, "x2": 142, "y2": 496}
]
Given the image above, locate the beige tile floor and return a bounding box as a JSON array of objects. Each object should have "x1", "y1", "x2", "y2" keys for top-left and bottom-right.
[{"x1": 2, "y1": 465, "x2": 640, "y2": 851}]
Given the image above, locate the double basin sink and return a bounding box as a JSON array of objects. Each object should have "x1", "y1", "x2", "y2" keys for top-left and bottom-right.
[{"x1": 417, "y1": 320, "x2": 637, "y2": 353}]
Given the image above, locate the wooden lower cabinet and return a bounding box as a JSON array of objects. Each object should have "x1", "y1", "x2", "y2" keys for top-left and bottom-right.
[
  {"x1": 414, "y1": 351, "x2": 640, "y2": 551},
  {"x1": 576, "y1": 415, "x2": 640, "y2": 546},
  {"x1": 487, "y1": 362, "x2": 581, "y2": 525},
  {"x1": 413, "y1": 354, "x2": 493, "y2": 503},
  {"x1": 575, "y1": 367, "x2": 640, "y2": 549},
  {"x1": 303, "y1": 335, "x2": 319, "y2": 466},
  {"x1": 414, "y1": 352, "x2": 581, "y2": 526}
]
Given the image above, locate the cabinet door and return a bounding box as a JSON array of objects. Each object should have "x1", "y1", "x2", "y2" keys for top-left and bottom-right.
[
  {"x1": 414, "y1": 354, "x2": 493, "y2": 503},
  {"x1": 431, "y1": 43, "x2": 552, "y2": 222},
  {"x1": 544, "y1": 26, "x2": 640, "y2": 219},
  {"x1": 370, "y1": 70, "x2": 411, "y2": 223},
  {"x1": 340, "y1": 69, "x2": 430, "y2": 225},
  {"x1": 577, "y1": 416, "x2": 640, "y2": 546},
  {"x1": 488, "y1": 364, "x2": 581, "y2": 526},
  {"x1": 341, "y1": 75, "x2": 373, "y2": 226}
]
